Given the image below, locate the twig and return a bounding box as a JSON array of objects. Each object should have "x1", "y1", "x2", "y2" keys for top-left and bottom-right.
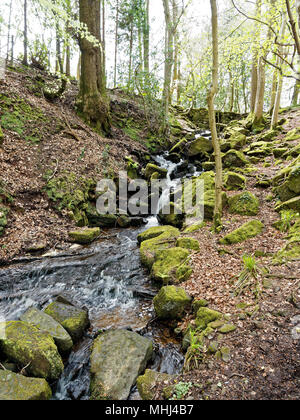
[
  {"x1": 61, "y1": 107, "x2": 81, "y2": 142},
  {"x1": 0, "y1": 363, "x2": 7, "y2": 371},
  {"x1": 47, "y1": 158, "x2": 59, "y2": 182},
  {"x1": 20, "y1": 361, "x2": 31, "y2": 376}
]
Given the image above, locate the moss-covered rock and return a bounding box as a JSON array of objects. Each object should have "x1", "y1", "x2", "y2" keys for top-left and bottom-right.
[
  {"x1": 176, "y1": 237, "x2": 200, "y2": 251},
  {"x1": 145, "y1": 164, "x2": 167, "y2": 180},
  {"x1": 46, "y1": 172, "x2": 96, "y2": 227},
  {"x1": 192, "y1": 299, "x2": 209, "y2": 313},
  {"x1": 0, "y1": 206, "x2": 8, "y2": 236},
  {"x1": 224, "y1": 172, "x2": 246, "y2": 191},
  {"x1": 153, "y1": 286, "x2": 192, "y2": 320},
  {"x1": 20, "y1": 307, "x2": 73, "y2": 354},
  {"x1": 219, "y1": 324, "x2": 237, "y2": 334},
  {"x1": 195, "y1": 307, "x2": 222, "y2": 330},
  {"x1": 183, "y1": 222, "x2": 206, "y2": 234},
  {"x1": 44, "y1": 301, "x2": 89, "y2": 343},
  {"x1": 158, "y1": 202, "x2": 185, "y2": 228},
  {"x1": 219, "y1": 220, "x2": 264, "y2": 245},
  {"x1": 228, "y1": 191, "x2": 259, "y2": 216},
  {"x1": 151, "y1": 247, "x2": 192, "y2": 285},
  {"x1": 90, "y1": 330, "x2": 153, "y2": 400},
  {"x1": 283, "y1": 128, "x2": 300, "y2": 142},
  {"x1": 0, "y1": 125, "x2": 3, "y2": 145},
  {"x1": 187, "y1": 136, "x2": 213, "y2": 157},
  {"x1": 223, "y1": 150, "x2": 249, "y2": 168},
  {"x1": 275, "y1": 165, "x2": 300, "y2": 202},
  {"x1": 139, "y1": 226, "x2": 180, "y2": 269},
  {"x1": 0, "y1": 370, "x2": 52, "y2": 400},
  {"x1": 275, "y1": 237, "x2": 300, "y2": 262},
  {"x1": 275, "y1": 196, "x2": 300, "y2": 213},
  {"x1": 138, "y1": 226, "x2": 179, "y2": 244},
  {"x1": 68, "y1": 227, "x2": 100, "y2": 244},
  {"x1": 137, "y1": 370, "x2": 172, "y2": 400},
  {"x1": 228, "y1": 132, "x2": 247, "y2": 149},
  {"x1": 0, "y1": 321, "x2": 64, "y2": 381},
  {"x1": 86, "y1": 204, "x2": 117, "y2": 228}
]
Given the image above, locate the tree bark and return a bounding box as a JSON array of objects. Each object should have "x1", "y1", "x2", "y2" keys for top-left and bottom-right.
[
  {"x1": 162, "y1": 0, "x2": 173, "y2": 130},
  {"x1": 78, "y1": 0, "x2": 110, "y2": 135},
  {"x1": 143, "y1": 0, "x2": 150, "y2": 74},
  {"x1": 207, "y1": 0, "x2": 223, "y2": 231},
  {"x1": 23, "y1": 0, "x2": 28, "y2": 66},
  {"x1": 113, "y1": 0, "x2": 119, "y2": 87},
  {"x1": 250, "y1": 0, "x2": 261, "y2": 113}
]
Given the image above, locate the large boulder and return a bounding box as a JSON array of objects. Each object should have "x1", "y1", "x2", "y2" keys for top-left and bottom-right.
[
  {"x1": 223, "y1": 150, "x2": 249, "y2": 168},
  {"x1": 139, "y1": 226, "x2": 180, "y2": 269},
  {"x1": 224, "y1": 172, "x2": 246, "y2": 191},
  {"x1": 153, "y1": 286, "x2": 192, "y2": 320},
  {"x1": 0, "y1": 321, "x2": 64, "y2": 381},
  {"x1": 275, "y1": 196, "x2": 300, "y2": 213},
  {"x1": 44, "y1": 301, "x2": 89, "y2": 343},
  {"x1": 228, "y1": 191, "x2": 259, "y2": 216},
  {"x1": 220, "y1": 220, "x2": 264, "y2": 245},
  {"x1": 20, "y1": 307, "x2": 73, "y2": 354},
  {"x1": 90, "y1": 330, "x2": 153, "y2": 400},
  {"x1": 138, "y1": 226, "x2": 180, "y2": 244},
  {"x1": 187, "y1": 136, "x2": 213, "y2": 157},
  {"x1": 0, "y1": 370, "x2": 52, "y2": 400},
  {"x1": 136, "y1": 369, "x2": 172, "y2": 400},
  {"x1": 151, "y1": 247, "x2": 192, "y2": 285},
  {"x1": 275, "y1": 165, "x2": 300, "y2": 202}
]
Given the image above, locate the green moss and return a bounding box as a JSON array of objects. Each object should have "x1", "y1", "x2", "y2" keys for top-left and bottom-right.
[
  {"x1": 169, "y1": 137, "x2": 187, "y2": 154},
  {"x1": 0, "y1": 93, "x2": 51, "y2": 143},
  {"x1": 223, "y1": 150, "x2": 249, "y2": 168},
  {"x1": 187, "y1": 136, "x2": 213, "y2": 157},
  {"x1": 220, "y1": 220, "x2": 264, "y2": 245},
  {"x1": 151, "y1": 247, "x2": 191, "y2": 285},
  {"x1": 0, "y1": 321, "x2": 64, "y2": 381},
  {"x1": 145, "y1": 164, "x2": 167, "y2": 180},
  {"x1": 139, "y1": 226, "x2": 180, "y2": 269},
  {"x1": 137, "y1": 370, "x2": 172, "y2": 400},
  {"x1": 219, "y1": 324, "x2": 237, "y2": 334},
  {"x1": 153, "y1": 286, "x2": 192, "y2": 320},
  {"x1": 158, "y1": 202, "x2": 185, "y2": 228},
  {"x1": 46, "y1": 172, "x2": 96, "y2": 226},
  {"x1": 195, "y1": 307, "x2": 222, "y2": 330},
  {"x1": 192, "y1": 299, "x2": 209, "y2": 313},
  {"x1": 183, "y1": 221, "x2": 206, "y2": 233},
  {"x1": 228, "y1": 191, "x2": 259, "y2": 216},
  {"x1": 176, "y1": 237, "x2": 200, "y2": 251},
  {"x1": 283, "y1": 128, "x2": 300, "y2": 142},
  {"x1": 275, "y1": 196, "x2": 300, "y2": 213},
  {"x1": 44, "y1": 302, "x2": 89, "y2": 343},
  {"x1": 69, "y1": 227, "x2": 100, "y2": 244},
  {"x1": 0, "y1": 371, "x2": 52, "y2": 400},
  {"x1": 224, "y1": 172, "x2": 246, "y2": 191}
]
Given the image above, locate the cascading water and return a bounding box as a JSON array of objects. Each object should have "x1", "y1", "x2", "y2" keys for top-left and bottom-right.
[{"x1": 0, "y1": 133, "x2": 208, "y2": 400}]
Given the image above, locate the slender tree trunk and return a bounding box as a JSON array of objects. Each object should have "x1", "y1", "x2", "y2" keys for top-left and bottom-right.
[
  {"x1": 291, "y1": 79, "x2": 299, "y2": 106},
  {"x1": 23, "y1": 0, "x2": 28, "y2": 66},
  {"x1": 6, "y1": 0, "x2": 13, "y2": 63},
  {"x1": 78, "y1": 0, "x2": 110, "y2": 134},
  {"x1": 143, "y1": 0, "x2": 150, "y2": 74},
  {"x1": 128, "y1": 21, "x2": 134, "y2": 90},
  {"x1": 271, "y1": 13, "x2": 287, "y2": 128},
  {"x1": 102, "y1": 0, "x2": 106, "y2": 77},
  {"x1": 207, "y1": 0, "x2": 222, "y2": 231},
  {"x1": 162, "y1": 0, "x2": 173, "y2": 131},
  {"x1": 250, "y1": 0, "x2": 262, "y2": 112},
  {"x1": 113, "y1": 0, "x2": 119, "y2": 87}
]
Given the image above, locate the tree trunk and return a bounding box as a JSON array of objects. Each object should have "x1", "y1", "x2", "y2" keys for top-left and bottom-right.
[
  {"x1": 23, "y1": 0, "x2": 28, "y2": 66},
  {"x1": 271, "y1": 13, "x2": 287, "y2": 128},
  {"x1": 250, "y1": 0, "x2": 262, "y2": 112},
  {"x1": 291, "y1": 79, "x2": 299, "y2": 106},
  {"x1": 6, "y1": 0, "x2": 13, "y2": 63},
  {"x1": 162, "y1": 0, "x2": 173, "y2": 131},
  {"x1": 113, "y1": 0, "x2": 119, "y2": 88},
  {"x1": 207, "y1": 0, "x2": 222, "y2": 231},
  {"x1": 143, "y1": 0, "x2": 150, "y2": 74},
  {"x1": 78, "y1": 0, "x2": 110, "y2": 135}
]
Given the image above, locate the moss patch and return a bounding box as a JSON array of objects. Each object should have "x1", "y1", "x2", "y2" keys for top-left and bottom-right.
[
  {"x1": 228, "y1": 191, "x2": 259, "y2": 216},
  {"x1": 220, "y1": 220, "x2": 264, "y2": 245},
  {"x1": 151, "y1": 247, "x2": 192, "y2": 285},
  {"x1": 153, "y1": 286, "x2": 192, "y2": 320}
]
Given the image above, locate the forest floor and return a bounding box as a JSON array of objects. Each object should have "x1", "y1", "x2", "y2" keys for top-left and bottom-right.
[
  {"x1": 154, "y1": 109, "x2": 300, "y2": 400},
  {"x1": 0, "y1": 65, "x2": 299, "y2": 400},
  {"x1": 0, "y1": 66, "x2": 148, "y2": 262}
]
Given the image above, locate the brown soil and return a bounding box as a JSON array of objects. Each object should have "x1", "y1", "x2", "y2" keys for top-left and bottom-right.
[{"x1": 0, "y1": 66, "x2": 147, "y2": 263}]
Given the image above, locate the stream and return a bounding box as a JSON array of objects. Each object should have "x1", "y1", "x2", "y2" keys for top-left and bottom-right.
[{"x1": 0, "y1": 150, "x2": 204, "y2": 400}]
